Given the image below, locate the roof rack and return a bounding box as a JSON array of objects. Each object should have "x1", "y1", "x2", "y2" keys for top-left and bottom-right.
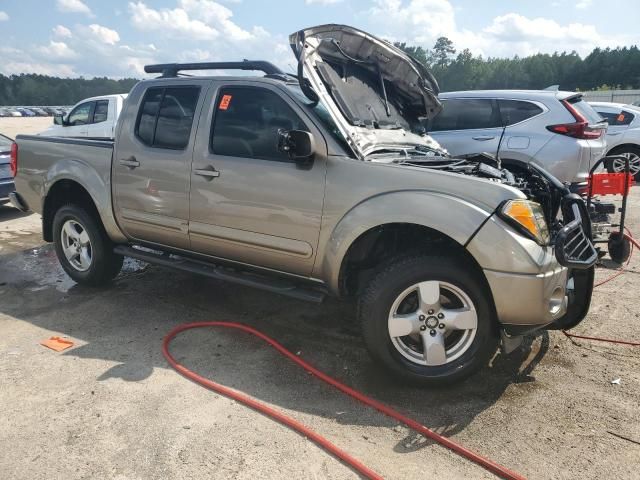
[{"x1": 144, "y1": 60, "x2": 285, "y2": 77}]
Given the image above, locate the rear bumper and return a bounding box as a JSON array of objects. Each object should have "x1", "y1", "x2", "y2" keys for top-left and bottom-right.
[{"x1": 0, "y1": 179, "x2": 14, "y2": 201}]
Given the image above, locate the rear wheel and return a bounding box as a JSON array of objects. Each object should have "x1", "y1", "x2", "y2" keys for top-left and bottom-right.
[
  {"x1": 358, "y1": 255, "x2": 498, "y2": 386},
  {"x1": 53, "y1": 204, "x2": 123, "y2": 286},
  {"x1": 606, "y1": 146, "x2": 640, "y2": 182}
]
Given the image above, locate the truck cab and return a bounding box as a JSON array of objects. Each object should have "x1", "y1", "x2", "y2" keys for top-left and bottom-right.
[{"x1": 40, "y1": 94, "x2": 128, "y2": 139}]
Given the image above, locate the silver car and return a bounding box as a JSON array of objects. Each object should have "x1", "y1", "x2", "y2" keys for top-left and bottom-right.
[
  {"x1": 589, "y1": 101, "x2": 640, "y2": 180},
  {"x1": 427, "y1": 90, "x2": 608, "y2": 189}
]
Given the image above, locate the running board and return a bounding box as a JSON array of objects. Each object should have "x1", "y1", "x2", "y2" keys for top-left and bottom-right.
[{"x1": 114, "y1": 245, "x2": 326, "y2": 303}]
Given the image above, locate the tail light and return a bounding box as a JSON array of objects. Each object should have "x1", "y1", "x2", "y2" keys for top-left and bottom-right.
[
  {"x1": 546, "y1": 100, "x2": 603, "y2": 140},
  {"x1": 10, "y1": 142, "x2": 18, "y2": 177}
]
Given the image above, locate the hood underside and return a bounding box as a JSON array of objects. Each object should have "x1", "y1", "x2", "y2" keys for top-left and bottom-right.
[{"x1": 290, "y1": 24, "x2": 442, "y2": 158}]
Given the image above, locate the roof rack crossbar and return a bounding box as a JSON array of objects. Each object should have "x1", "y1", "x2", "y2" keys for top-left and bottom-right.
[{"x1": 144, "y1": 61, "x2": 284, "y2": 77}]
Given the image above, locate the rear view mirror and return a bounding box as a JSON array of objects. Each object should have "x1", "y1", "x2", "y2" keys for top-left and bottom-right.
[
  {"x1": 53, "y1": 114, "x2": 64, "y2": 126},
  {"x1": 278, "y1": 129, "x2": 315, "y2": 165}
]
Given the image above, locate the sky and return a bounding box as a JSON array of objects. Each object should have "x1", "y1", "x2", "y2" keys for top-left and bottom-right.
[{"x1": 1, "y1": 0, "x2": 639, "y2": 78}]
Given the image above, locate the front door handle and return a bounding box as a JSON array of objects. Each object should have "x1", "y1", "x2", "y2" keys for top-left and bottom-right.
[
  {"x1": 608, "y1": 132, "x2": 622, "y2": 136},
  {"x1": 472, "y1": 136, "x2": 496, "y2": 141},
  {"x1": 194, "y1": 168, "x2": 220, "y2": 180},
  {"x1": 120, "y1": 157, "x2": 140, "y2": 168}
]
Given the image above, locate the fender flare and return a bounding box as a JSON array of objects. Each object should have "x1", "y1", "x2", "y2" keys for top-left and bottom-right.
[{"x1": 316, "y1": 190, "x2": 491, "y2": 294}]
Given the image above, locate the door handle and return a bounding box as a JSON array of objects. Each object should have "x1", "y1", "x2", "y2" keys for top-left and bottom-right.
[
  {"x1": 119, "y1": 157, "x2": 140, "y2": 168},
  {"x1": 608, "y1": 132, "x2": 622, "y2": 136},
  {"x1": 472, "y1": 136, "x2": 496, "y2": 141},
  {"x1": 194, "y1": 168, "x2": 220, "y2": 180}
]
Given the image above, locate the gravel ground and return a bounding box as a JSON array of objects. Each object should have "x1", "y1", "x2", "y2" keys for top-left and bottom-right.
[{"x1": 0, "y1": 118, "x2": 639, "y2": 479}]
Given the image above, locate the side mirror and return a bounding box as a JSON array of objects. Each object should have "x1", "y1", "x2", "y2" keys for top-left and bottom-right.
[
  {"x1": 278, "y1": 129, "x2": 315, "y2": 165},
  {"x1": 53, "y1": 114, "x2": 65, "y2": 126}
]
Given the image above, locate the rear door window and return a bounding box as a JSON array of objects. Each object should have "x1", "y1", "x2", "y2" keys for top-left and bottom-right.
[
  {"x1": 430, "y1": 99, "x2": 501, "y2": 131},
  {"x1": 498, "y1": 100, "x2": 543, "y2": 126},
  {"x1": 211, "y1": 86, "x2": 308, "y2": 161},
  {"x1": 93, "y1": 100, "x2": 109, "y2": 124},
  {"x1": 135, "y1": 86, "x2": 200, "y2": 150}
]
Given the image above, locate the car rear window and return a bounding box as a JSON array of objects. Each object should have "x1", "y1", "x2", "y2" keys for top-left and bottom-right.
[
  {"x1": 498, "y1": 100, "x2": 543, "y2": 126},
  {"x1": 566, "y1": 97, "x2": 603, "y2": 124},
  {"x1": 429, "y1": 99, "x2": 501, "y2": 131},
  {"x1": 596, "y1": 109, "x2": 635, "y2": 126},
  {"x1": 135, "y1": 86, "x2": 200, "y2": 150}
]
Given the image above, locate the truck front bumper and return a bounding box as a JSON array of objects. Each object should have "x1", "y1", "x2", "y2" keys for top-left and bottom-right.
[{"x1": 484, "y1": 265, "x2": 568, "y2": 333}]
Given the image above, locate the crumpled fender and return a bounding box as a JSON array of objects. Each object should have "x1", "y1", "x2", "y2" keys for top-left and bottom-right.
[{"x1": 315, "y1": 190, "x2": 491, "y2": 294}]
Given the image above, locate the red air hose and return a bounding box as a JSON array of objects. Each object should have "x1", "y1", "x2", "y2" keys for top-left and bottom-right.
[
  {"x1": 563, "y1": 231, "x2": 640, "y2": 346},
  {"x1": 163, "y1": 322, "x2": 525, "y2": 480}
]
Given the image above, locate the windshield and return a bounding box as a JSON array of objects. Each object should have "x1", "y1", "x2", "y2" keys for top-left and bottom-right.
[{"x1": 286, "y1": 85, "x2": 354, "y2": 156}]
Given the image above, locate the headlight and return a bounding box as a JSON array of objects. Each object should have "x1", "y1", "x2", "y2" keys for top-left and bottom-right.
[{"x1": 499, "y1": 199, "x2": 550, "y2": 245}]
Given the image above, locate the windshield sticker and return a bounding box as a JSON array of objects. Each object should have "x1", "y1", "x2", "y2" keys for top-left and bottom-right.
[{"x1": 219, "y1": 94, "x2": 232, "y2": 110}]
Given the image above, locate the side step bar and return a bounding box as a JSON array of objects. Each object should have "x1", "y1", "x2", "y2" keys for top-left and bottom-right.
[{"x1": 114, "y1": 245, "x2": 327, "y2": 303}]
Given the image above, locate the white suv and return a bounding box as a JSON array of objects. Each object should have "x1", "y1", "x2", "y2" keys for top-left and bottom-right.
[
  {"x1": 427, "y1": 90, "x2": 607, "y2": 189},
  {"x1": 589, "y1": 102, "x2": 640, "y2": 181}
]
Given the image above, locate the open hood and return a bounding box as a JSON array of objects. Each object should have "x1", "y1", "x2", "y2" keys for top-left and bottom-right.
[{"x1": 289, "y1": 24, "x2": 442, "y2": 159}]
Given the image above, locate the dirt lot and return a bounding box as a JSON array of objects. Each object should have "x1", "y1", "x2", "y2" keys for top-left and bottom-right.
[
  {"x1": 0, "y1": 118, "x2": 639, "y2": 479},
  {"x1": 0, "y1": 117, "x2": 51, "y2": 139}
]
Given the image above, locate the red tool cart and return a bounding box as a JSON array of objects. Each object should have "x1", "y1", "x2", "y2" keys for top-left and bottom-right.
[{"x1": 587, "y1": 155, "x2": 635, "y2": 263}]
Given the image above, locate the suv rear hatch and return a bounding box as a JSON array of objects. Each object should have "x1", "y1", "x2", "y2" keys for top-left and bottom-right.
[{"x1": 290, "y1": 24, "x2": 442, "y2": 159}]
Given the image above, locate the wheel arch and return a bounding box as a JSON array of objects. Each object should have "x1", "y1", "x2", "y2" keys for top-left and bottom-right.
[
  {"x1": 42, "y1": 179, "x2": 102, "y2": 242},
  {"x1": 317, "y1": 190, "x2": 493, "y2": 297},
  {"x1": 607, "y1": 142, "x2": 640, "y2": 156}
]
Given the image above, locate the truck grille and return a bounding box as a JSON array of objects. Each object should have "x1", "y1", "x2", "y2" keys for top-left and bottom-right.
[{"x1": 555, "y1": 195, "x2": 597, "y2": 269}]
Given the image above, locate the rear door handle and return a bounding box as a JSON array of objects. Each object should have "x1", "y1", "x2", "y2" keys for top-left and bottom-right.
[
  {"x1": 194, "y1": 168, "x2": 220, "y2": 180},
  {"x1": 472, "y1": 136, "x2": 496, "y2": 141},
  {"x1": 608, "y1": 132, "x2": 622, "y2": 136},
  {"x1": 119, "y1": 157, "x2": 140, "y2": 168}
]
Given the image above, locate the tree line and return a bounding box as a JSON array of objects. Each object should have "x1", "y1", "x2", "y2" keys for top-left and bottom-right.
[
  {"x1": 396, "y1": 38, "x2": 640, "y2": 92},
  {"x1": 0, "y1": 74, "x2": 138, "y2": 106},
  {"x1": 1, "y1": 38, "x2": 640, "y2": 105}
]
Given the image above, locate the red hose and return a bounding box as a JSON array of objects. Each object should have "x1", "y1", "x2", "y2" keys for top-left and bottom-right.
[
  {"x1": 163, "y1": 322, "x2": 525, "y2": 480},
  {"x1": 564, "y1": 230, "x2": 640, "y2": 346}
]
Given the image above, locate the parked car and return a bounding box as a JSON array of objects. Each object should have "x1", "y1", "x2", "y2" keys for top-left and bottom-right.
[
  {"x1": 40, "y1": 95, "x2": 128, "y2": 139},
  {"x1": 9, "y1": 25, "x2": 596, "y2": 385},
  {"x1": 0, "y1": 134, "x2": 15, "y2": 205},
  {"x1": 0, "y1": 108, "x2": 9, "y2": 117},
  {"x1": 7, "y1": 109, "x2": 22, "y2": 117},
  {"x1": 427, "y1": 90, "x2": 608, "y2": 190},
  {"x1": 30, "y1": 107, "x2": 49, "y2": 117},
  {"x1": 589, "y1": 101, "x2": 640, "y2": 180},
  {"x1": 16, "y1": 108, "x2": 36, "y2": 117}
]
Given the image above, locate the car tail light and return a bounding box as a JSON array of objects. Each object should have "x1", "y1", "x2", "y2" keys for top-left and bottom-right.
[
  {"x1": 546, "y1": 100, "x2": 603, "y2": 139},
  {"x1": 10, "y1": 142, "x2": 18, "y2": 177}
]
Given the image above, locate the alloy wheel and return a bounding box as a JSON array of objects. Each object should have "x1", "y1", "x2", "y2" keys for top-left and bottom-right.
[{"x1": 61, "y1": 219, "x2": 93, "y2": 272}]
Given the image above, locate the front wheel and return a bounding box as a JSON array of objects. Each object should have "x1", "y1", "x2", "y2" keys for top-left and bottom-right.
[
  {"x1": 358, "y1": 255, "x2": 498, "y2": 386},
  {"x1": 53, "y1": 204, "x2": 123, "y2": 286}
]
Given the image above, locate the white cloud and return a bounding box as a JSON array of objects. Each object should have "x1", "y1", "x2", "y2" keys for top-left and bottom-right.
[
  {"x1": 56, "y1": 0, "x2": 92, "y2": 15},
  {"x1": 52, "y1": 25, "x2": 73, "y2": 38},
  {"x1": 0, "y1": 11, "x2": 9, "y2": 21},
  {"x1": 87, "y1": 24, "x2": 121, "y2": 45},
  {"x1": 364, "y1": 0, "x2": 625, "y2": 58},
  {"x1": 37, "y1": 41, "x2": 78, "y2": 60},
  {"x1": 305, "y1": 0, "x2": 343, "y2": 4},
  {"x1": 576, "y1": 0, "x2": 593, "y2": 8}
]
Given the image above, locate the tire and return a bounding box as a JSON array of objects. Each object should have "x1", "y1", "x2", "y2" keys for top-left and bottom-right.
[
  {"x1": 605, "y1": 146, "x2": 640, "y2": 182},
  {"x1": 608, "y1": 232, "x2": 631, "y2": 264},
  {"x1": 53, "y1": 204, "x2": 123, "y2": 286},
  {"x1": 358, "y1": 255, "x2": 498, "y2": 386}
]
